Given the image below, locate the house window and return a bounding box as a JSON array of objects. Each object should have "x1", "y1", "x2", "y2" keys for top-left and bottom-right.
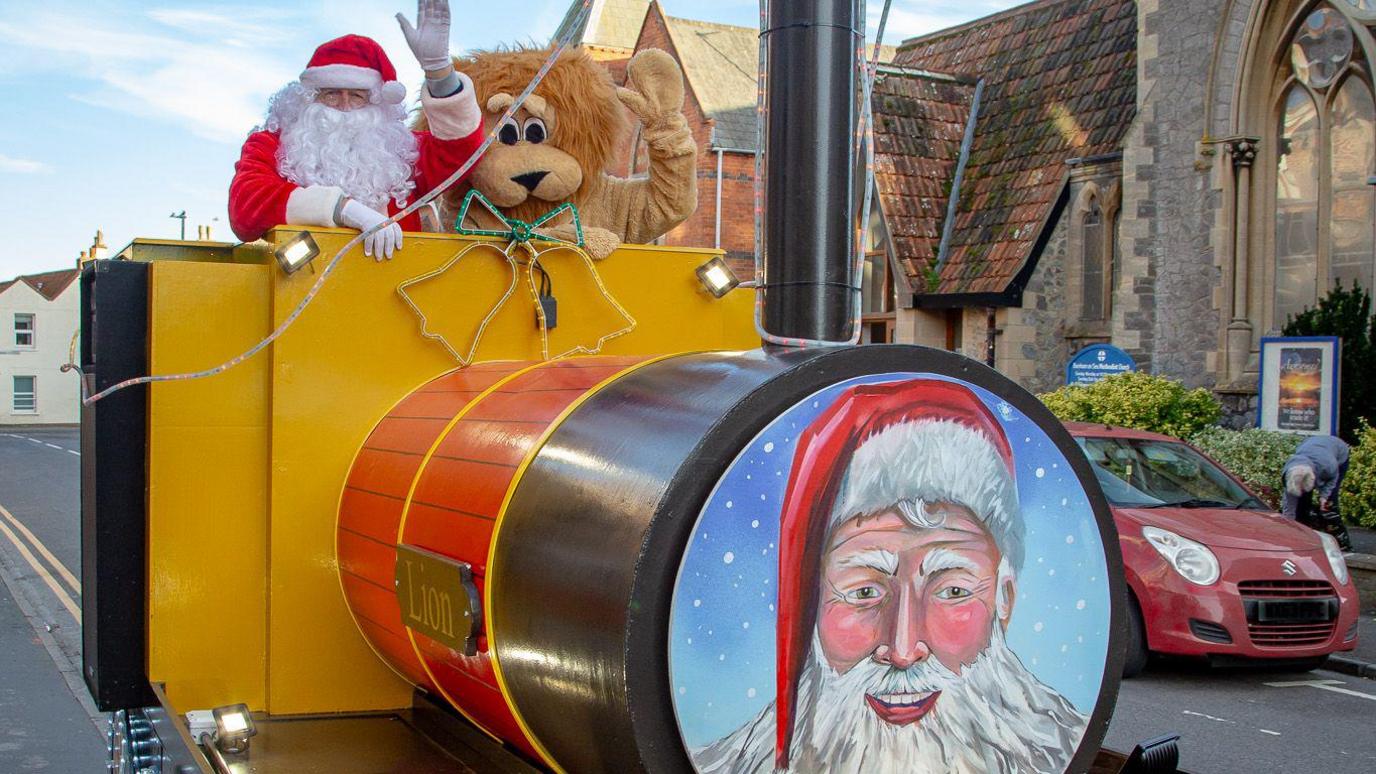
[
  {"x1": 12, "y1": 376, "x2": 35, "y2": 413},
  {"x1": 1081, "y1": 201, "x2": 1106, "y2": 321},
  {"x1": 861, "y1": 250, "x2": 896, "y2": 343},
  {"x1": 1271, "y1": 5, "x2": 1376, "y2": 327},
  {"x1": 14, "y1": 313, "x2": 34, "y2": 348}
]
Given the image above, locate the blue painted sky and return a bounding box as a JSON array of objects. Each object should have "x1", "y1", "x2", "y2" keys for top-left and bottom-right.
[
  {"x1": 668, "y1": 372, "x2": 1111, "y2": 750},
  {"x1": 0, "y1": 0, "x2": 1024, "y2": 279}
]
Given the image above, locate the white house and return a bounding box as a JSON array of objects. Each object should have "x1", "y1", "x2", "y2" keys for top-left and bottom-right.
[{"x1": 0, "y1": 269, "x2": 80, "y2": 425}]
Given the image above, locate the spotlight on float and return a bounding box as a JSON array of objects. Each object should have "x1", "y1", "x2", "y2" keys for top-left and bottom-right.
[
  {"x1": 187, "y1": 702, "x2": 258, "y2": 759},
  {"x1": 1123, "y1": 733, "x2": 1180, "y2": 773},
  {"x1": 695, "y1": 256, "x2": 740, "y2": 298},
  {"x1": 211, "y1": 703, "x2": 257, "y2": 753},
  {"x1": 274, "y1": 231, "x2": 319, "y2": 275}
]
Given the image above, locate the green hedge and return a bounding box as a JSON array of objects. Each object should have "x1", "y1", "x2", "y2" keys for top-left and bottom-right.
[
  {"x1": 1189, "y1": 428, "x2": 1302, "y2": 511},
  {"x1": 1341, "y1": 419, "x2": 1376, "y2": 529},
  {"x1": 1038, "y1": 371, "x2": 1222, "y2": 440}
]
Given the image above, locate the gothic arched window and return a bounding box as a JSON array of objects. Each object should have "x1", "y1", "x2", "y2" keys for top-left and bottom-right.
[
  {"x1": 1082, "y1": 200, "x2": 1106, "y2": 321},
  {"x1": 1272, "y1": 4, "x2": 1376, "y2": 326}
]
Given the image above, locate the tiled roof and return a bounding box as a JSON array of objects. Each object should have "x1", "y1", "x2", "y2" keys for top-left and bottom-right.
[
  {"x1": 0, "y1": 269, "x2": 79, "y2": 301},
  {"x1": 659, "y1": 16, "x2": 895, "y2": 152},
  {"x1": 882, "y1": 0, "x2": 1137, "y2": 298},
  {"x1": 564, "y1": 0, "x2": 651, "y2": 51},
  {"x1": 872, "y1": 72, "x2": 978, "y2": 290},
  {"x1": 662, "y1": 16, "x2": 760, "y2": 150}
]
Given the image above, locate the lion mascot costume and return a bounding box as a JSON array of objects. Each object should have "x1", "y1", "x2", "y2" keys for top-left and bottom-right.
[{"x1": 424, "y1": 45, "x2": 698, "y2": 258}]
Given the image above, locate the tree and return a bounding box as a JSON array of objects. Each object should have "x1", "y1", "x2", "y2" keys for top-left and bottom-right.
[{"x1": 1283, "y1": 280, "x2": 1376, "y2": 442}]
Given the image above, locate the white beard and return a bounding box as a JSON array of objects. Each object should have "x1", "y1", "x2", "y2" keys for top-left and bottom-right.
[
  {"x1": 263, "y1": 82, "x2": 419, "y2": 213},
  {"x1": 693, "y1": 626, "x2": 1088, "y2": 774}
]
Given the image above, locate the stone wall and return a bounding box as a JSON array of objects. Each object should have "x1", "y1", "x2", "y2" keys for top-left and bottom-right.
[
  {"x1": 1123, "y1": 0, "x2": 1235, "y2": 388},
  {"x1": 1002, "y1": 215, "x2": 1071, "y2": 395}
]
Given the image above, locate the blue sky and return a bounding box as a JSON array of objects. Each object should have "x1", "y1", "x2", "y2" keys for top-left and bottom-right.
[
  {"x1": 669, "y1": 373, "x2": 1110, "y2": 749},
  {"x1": 0, "y1": 0, "x2": 1025, "y2": 280}
]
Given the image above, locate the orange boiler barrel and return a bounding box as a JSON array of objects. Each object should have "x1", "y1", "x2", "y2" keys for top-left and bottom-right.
[{"x1": 336, "y1": 347, "x2": 1126, "y2": 774}]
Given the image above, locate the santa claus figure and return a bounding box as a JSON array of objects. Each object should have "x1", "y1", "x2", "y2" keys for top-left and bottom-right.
[
  {"x1": 695, "y1": 379, "x2": 1088, "y2": 774},
  {"x1": 230, "y1": 1, "x2": 482, "y2": 259}
]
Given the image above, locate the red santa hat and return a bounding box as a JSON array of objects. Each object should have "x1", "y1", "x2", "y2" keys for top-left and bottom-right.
[
  {"x1": 299, "y1": 35, "x2": 407, "y2": 105},
  {"x1": 773, "y1": 378, "x2": 1023, "y2": 769}
]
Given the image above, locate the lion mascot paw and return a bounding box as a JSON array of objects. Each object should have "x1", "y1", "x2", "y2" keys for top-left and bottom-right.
[{"x1": 422, "y1": 46, "x2": 698, "y2": 259}]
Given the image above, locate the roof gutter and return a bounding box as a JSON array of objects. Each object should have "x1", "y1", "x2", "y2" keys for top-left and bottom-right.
[{"x1": 875, "y1": 63, "x2": 978, "y2": 85}]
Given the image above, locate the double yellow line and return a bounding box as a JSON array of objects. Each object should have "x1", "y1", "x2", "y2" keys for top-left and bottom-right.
[{"x1": 0, "y1": 502, "x2": 81, "y2": 623}]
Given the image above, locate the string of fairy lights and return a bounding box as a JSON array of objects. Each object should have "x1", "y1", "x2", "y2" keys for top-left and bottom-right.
[{"x1": 77, "y1": 0, "x2": 891, "y2": 404}]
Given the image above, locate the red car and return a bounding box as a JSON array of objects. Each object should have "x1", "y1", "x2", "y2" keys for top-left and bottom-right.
[{"x1": 1066, "y1": 423, "x2": 1360, "y2": 677}]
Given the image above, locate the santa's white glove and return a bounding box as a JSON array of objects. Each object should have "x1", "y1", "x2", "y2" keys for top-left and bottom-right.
[
  {"x1": 397, "y1": 0, "x2": 452, "y2": 73},
  {"x1": 339, "y1": 199, "x2": 403, "y2": 261}
]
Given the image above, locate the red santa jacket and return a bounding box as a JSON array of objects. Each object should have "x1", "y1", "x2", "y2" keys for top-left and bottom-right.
[{"x1": 229, "y1": 88, "x2": 484, "y2": 242}]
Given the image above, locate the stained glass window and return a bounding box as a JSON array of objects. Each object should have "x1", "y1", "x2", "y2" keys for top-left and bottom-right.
[
  {"x1": 1275, "y1": 85, "x2": 1321, "y2": 326},
  {"x1": 1291, "y1": 8, "x2": 1354, "y2": 89},
  {"x1": 1082, "y1": 202, "x2": 1105, "y2": 321},
  {"x1": 1329, "y1": 76, "x2": 1376, "y2": 294}
]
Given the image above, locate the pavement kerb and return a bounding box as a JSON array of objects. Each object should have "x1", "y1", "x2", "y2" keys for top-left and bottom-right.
[{"x1": 1326, "y1": 654, "x2": 1376, "y2": 680}]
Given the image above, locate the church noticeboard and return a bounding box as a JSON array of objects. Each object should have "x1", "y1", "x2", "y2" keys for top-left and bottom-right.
[
  {"x1": 1258, "y1": 336, "x2": 1341, "y2": 436},
  {"x1": 1065, "y1": 344, "x2": 1136, "y2": 387}
]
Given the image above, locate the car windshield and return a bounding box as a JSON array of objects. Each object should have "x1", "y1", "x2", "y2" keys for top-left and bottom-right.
[{"x1": 1075, "y1": 436, "x2": 1266, "y2": 510}]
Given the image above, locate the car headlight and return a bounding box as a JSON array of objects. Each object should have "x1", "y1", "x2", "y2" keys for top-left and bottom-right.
[
  {"x1": 1142, "y1": 526, "x2": 1220, "y2": 586},
  {"x1": 1318, "y1": 532, "x2": 1349, "y2": 585}
]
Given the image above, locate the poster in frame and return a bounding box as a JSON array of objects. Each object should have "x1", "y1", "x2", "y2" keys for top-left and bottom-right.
[{"x1": 1257, "y1": 336, "x2": 1341, "y2": 436}]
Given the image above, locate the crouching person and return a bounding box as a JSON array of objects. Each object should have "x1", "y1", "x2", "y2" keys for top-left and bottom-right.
[{"x1": 1282, "y1": 435, "x2": 1353, "y2": 552}]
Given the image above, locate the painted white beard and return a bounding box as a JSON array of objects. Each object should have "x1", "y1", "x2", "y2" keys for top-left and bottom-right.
[
  {"x1": 694, "y1": 626, "x2": 1088, "y2": 774},
  {"x1": 265, "y1": 83, "x2": 419, "y2": 213}
]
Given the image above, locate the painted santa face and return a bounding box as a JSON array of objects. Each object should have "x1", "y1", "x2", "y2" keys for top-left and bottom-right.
[{"x1": 818, "y1": 504, "x2": 1013, "y2": 723}]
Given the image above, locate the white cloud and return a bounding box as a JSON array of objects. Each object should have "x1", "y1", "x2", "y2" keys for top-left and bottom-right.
[
  {"x1": 0, "y1": 155, "x2": 52, "y2": 174},
  {"x1": 0, "y1": 4, "x2": 355, "y2": 144}
]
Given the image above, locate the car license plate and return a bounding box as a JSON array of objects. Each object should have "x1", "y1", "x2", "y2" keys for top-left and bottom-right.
[{"x1": 1255, "y1": 599, "x2": 1332, "y2": 623}]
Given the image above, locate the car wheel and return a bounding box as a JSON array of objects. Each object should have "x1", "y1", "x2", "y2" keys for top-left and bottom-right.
[{"x1": 1122, "y1": 593, "x2": 1149, "y2": 678}]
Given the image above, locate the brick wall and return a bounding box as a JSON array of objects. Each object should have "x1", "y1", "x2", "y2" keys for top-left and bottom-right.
[{"x1": 618, "y1": 4, "x2": 758, "y2": 279}]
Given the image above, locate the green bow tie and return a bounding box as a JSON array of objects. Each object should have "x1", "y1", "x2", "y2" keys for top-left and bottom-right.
[{"x1": 453, "y1": 190, "x2": 584, "y2": 249}]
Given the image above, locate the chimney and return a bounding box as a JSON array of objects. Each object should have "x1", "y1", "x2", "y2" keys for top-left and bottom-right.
[{"x1": 759, "y1": 0, "x2": 858, "y2": 343}]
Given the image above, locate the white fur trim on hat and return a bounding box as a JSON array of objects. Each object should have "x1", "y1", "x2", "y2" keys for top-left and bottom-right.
[
  {"x1": 831, "y1": 419, "x2": 1025, "y2": 571},
  {"x1": 300, "y1": 65, "x2": 406, "y2": 105},
  {"x1": 301, "y1": 63, "x2": 382, "y2": 91}
]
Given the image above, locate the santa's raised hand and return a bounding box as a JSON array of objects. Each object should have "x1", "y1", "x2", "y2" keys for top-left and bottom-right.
[{"x1": 397, "y1": 0, "x2": 453, "y2": 76}]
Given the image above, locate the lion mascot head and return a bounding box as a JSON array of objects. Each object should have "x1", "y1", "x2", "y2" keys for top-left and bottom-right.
[{"x1": 422, "y1": 45, "x2": 698, "y2": 259}]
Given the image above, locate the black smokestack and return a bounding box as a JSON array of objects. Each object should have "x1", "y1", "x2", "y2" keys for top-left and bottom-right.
[{"x1": 760, "y1": 0, "x2": 858, "y2": 343}]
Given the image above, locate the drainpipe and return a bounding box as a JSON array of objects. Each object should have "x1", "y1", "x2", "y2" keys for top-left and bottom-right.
[
  {"x1": 985, "y1": 307, "x2": 999, "y2": 368},
  {"x1": 712, "y1": 126, "x2": 724, "y2": 249}
]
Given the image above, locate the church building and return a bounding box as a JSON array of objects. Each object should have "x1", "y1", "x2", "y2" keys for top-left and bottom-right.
[{"x1": 573, "y1": 0, "x2": 1376, "y2": 420}]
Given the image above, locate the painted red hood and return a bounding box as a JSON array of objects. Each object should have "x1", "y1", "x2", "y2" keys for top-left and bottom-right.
[{"x1": 1115, "y1": 506, "x2": 1324, "y2": 552}]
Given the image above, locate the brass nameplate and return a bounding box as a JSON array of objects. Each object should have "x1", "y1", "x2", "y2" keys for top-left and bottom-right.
[{"x1": 395, "y1": 544, "x2": 482, "y2": 656}]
